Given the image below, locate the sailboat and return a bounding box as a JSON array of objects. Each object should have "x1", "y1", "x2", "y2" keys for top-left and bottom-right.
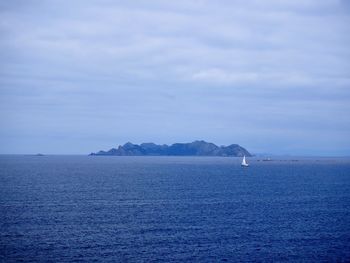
[{"x1": 241, "y1": 155, "x2": 249, "y2": 167}]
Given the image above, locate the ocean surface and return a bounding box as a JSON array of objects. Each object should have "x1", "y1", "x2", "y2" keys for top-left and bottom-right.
[{"x1": 1, "y1": 156, "x2": 350, "y2": 262}]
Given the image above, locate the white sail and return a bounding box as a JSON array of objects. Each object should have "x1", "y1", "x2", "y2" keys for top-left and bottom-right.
[{"x1": 241, "y1": 155, "x2": 249, "y2": 167}]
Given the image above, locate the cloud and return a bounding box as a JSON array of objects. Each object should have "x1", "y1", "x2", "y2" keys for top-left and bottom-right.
[
  {"x1": 191, "y1": 68, "x2": 350, "y2": 88},
  {"x1": 192, "y1": 69, "x2": 258, "y2": 84},
  {"x1": 191, "y1": 68, "x2": 313, "y2": 86},
  {"x1": 0, "y1": 0, "x2": 349, "y2": 154}
]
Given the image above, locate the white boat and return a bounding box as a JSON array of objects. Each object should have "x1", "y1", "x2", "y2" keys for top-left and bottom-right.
[{"x1": 241, "y1": 155, "x2": 249, "y2": 167}]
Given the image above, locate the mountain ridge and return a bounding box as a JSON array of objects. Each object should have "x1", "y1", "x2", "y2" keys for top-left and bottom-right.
[{"x1": 90, "y1": 140, "x2": 251, "y2": 157}]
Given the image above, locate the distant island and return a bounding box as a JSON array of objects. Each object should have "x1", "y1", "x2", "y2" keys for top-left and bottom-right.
[{"x1": 90, "y1": 140, "x2": 251, "y2": 157}]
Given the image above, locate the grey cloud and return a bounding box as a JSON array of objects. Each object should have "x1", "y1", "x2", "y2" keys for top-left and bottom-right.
[{"x1": 0, "y1": 0, "x2": 349, "y2": 154}]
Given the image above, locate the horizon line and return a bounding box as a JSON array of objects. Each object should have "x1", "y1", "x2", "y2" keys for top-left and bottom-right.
[{"x1": 1, "y1": 153, "x2": 350, "y2": 158}]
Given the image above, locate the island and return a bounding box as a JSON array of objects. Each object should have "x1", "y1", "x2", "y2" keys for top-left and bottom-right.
[{"x1": 90, "y1": 140, "x2": 251, "y2": 157}]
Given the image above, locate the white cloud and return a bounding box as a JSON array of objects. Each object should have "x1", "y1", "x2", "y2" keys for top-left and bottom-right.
[{"x1": 192, "y1": 69, "x2": 259, "y2": 84}]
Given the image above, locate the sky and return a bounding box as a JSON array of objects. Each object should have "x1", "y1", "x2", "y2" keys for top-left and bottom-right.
[{"x1": 0, "y1": 0, "x2": 349, "y2": 155}]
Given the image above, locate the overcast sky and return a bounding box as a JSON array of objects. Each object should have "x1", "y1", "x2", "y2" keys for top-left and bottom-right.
[{"x1": 0, "y1": 0, "x2": 349, "y2": 155}]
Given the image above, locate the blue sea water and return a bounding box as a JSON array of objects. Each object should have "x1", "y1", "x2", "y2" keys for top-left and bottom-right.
[{"x1": 0, "y1": 156, "x2": 350, "y2": 262}]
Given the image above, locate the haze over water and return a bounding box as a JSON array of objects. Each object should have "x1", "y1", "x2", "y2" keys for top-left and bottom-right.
[{"x1": 1, "y1": 156, "x2": 349, "y2": 261}]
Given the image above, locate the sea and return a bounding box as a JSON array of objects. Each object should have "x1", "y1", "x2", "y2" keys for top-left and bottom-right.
[{"x1": 1, "y1": 155, "x2": 350, "y2": 262}]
